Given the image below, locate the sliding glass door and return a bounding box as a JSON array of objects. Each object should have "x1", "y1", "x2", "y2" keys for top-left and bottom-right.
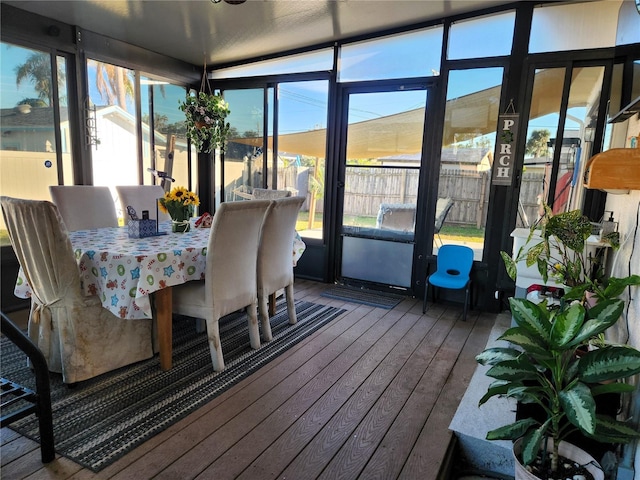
[{"x1": 338, "y1": 86, "x2": 428, "y2": 289}]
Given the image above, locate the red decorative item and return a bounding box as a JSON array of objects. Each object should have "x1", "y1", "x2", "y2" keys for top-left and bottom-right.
[{"x1": 195, "y1": 212, "x2": 213, "y2": 228}]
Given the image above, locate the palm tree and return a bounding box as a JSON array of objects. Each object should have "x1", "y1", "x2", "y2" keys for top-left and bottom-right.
[
  {"x1": 14, "y1": 52, "x2": 65, "y2": 106},
  {"x1": 91, "y1": 60, "x2": 134, "y2": 110},
  {"x1": 526, "y1": 129, "x2": 551, "y2": 158}
]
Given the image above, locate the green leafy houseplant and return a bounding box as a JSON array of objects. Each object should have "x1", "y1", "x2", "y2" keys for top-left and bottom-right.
[
  {"x1": 477, "y1": 297, "x2": 640, "y2": 477},
  {"x1": 500, "y1": 205, "x2": 640, "y2": 304},
  {"x1": 180, "y1": 91, "x2": 231, "y2": 154}
]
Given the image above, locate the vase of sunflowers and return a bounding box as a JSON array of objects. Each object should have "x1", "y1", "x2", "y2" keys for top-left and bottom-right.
[{"x1": 158, "y1": 186, "x2": 200, "y2": 233}]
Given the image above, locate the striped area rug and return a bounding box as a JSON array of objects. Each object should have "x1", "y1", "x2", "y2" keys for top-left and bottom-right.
[{"x1": 2, "y1": 300, "x2": 345, "y2": 472}]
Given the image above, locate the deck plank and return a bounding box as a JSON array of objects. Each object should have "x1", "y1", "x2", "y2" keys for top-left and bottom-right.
[
  {"x1": 350, "y1": 314, "x2": 468, "y2": 480},
  {"x1": 216, "y1": 310, "x2": 428, "y2": 480},
  {"x1": 398, "y1": 311, "x2": 494, "y2": 480},
  {"x1": 1, "y1": 280, "x2": 497, "y2": 480}
]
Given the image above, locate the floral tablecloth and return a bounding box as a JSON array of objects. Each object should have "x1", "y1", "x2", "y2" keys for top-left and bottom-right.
[{"x1": 15, "y1": 223, "x2": 306, "y2": 320}]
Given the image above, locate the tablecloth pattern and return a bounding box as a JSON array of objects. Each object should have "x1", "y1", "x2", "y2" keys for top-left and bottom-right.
[{"x1": 15, "y1": 224, "x2": 307, "y2": 320}]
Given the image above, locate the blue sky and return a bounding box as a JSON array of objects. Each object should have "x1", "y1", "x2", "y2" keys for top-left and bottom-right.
[
  {"x1": 1, "y1": 13, "x2": 513, "y2": 134},
  {"x1": 1, "y1": 43, "x2": 41, "y2": 108}
]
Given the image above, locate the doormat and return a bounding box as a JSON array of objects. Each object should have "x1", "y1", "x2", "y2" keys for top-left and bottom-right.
[
  {"x1": 320, "y1": 285, "x2": 405, "y2": 309},
  {"x1": 2, "y1": 300, "x2": 345, "y2": 472}
]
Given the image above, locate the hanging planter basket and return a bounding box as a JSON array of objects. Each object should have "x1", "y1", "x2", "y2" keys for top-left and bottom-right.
[{"x1": 180, "y1": 71, "x2": 231, "y2": 154}]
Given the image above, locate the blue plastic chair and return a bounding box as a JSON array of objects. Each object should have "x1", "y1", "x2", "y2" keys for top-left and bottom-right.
[{"x1": 422, "y1": 244, "x2": 474, "y2": 321}]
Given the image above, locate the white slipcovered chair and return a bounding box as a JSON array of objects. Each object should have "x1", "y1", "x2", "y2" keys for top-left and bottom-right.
[
  {"x1": 257, "y1": 196, "x2": 305, "y2": 341},
  {"x1": 252, "y1": 188, "x2": 292, "y2": 200},
  {"x1": 171, "y1": 199, "x2": 273, "y2": 372},
  {"x1": 115, "y1": 185, "x2": 171, "y2": 222},
  {"x1": 49, "y1": 185, "x2": 118, "y2": 231},
  {"x1": 0, "y1": 196, "x2": 153, "y2": 384}
]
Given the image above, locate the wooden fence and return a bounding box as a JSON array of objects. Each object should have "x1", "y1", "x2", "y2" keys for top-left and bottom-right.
[{"x1": 340, "y1": 167, "x2": 545, "y2": 229}]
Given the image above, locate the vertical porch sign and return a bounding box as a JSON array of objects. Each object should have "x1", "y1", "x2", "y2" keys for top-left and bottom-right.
[{"x1": 491, "y1": 113, "x2": 519, "y2": 186}]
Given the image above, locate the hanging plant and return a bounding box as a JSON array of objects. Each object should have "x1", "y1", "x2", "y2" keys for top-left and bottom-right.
[{"x1": 180, "y1": 90, "x2": 231, "y2": 154}]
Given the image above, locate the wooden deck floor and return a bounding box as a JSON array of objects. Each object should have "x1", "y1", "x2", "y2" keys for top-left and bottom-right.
[{"x1": 1, "y1": 280, "x2": 496, "y2": 480}]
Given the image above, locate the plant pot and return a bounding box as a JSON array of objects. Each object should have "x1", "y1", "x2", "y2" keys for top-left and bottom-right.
[
  {"x1": 171, "y1": 220, "x2": 190, "y2": 233},
  {"x1": 513, "y1": 438, "x2": 604, "y2": 480}
]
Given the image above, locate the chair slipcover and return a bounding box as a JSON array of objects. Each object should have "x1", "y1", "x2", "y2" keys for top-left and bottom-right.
[
  {"x1": 172, "y1": 200, "x2": 273, "y2": 371},
  {"x1": 423, "y1": 244, "x2": 473, "y2": 321},
  {"x1": 257, "y1": 196, "x2": 305, "y2": 341},
  {"x1": 116, "y1": 185, "x2": 171, "y2": 222},
  {"x1": 0, "y1": 196, "x2": 153, "y2": 384},
  {"x1": 49, "y1": 185, "x2": 119, "y2": 231},
  {"x1": 252, "y1": 188, "x2": 292, "y2": 200}
]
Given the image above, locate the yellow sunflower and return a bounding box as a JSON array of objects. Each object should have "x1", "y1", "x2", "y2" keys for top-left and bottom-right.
[
  {"x1": 158, "y1": 186, "x2": 199, "y2": 220},
  {"x1": 170, "y1": 186, "x2": 189, "y2": 203}
]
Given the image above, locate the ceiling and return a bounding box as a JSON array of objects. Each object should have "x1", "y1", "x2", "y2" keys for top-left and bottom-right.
[{"x1": 5, "y1": 0, "x2": 516, "y2": 67}]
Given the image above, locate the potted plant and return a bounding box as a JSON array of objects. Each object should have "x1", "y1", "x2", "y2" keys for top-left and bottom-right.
[
  {"x1": 501, "y1": 205, "x2": 640, "y2": 304},
  {"x1": 180, "y1": 91, "x2": 231, "y2": 154},
  {"x1": 477, "y1": 296, "x2": 640, "y2": 480}
]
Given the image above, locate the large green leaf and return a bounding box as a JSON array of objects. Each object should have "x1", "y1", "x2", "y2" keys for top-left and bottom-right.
[
  {"x1": 602, "y1": 274, "x2": 640, "y2": 299},
  {"x1": 547, "y1": 209, "x2": 591, "y2": 251},
  {"x1": 486, "y1": 358, "x2": 539, "y2": 382},
  {"x1": 486, "y1": 418, "x2": 539, "y2": 441},
  {"x1": 549, "y1": 303, "x2": 585, "y2": 348},
  {"x1": 500, "y1": 251, "x2": 517, "y2": 281},
  {"x1": 579, "y1": 346, "x2": 640, "y2": 383},
  {"x1": 476, "y1": 347, "x2": 522, "y2": 366},
  {"x1": 520, "y1": 421, "x2": 549, "y2": 466},
  {"x1": 563, "y1": 283, "x2": 590, "y2": 302},
  {"x1": 589, "y1": 414, "x2": 640, "y2": 443},
  {"x1": 506, "y1": 385, "x2": 546, "y2": 405},
  {"x1": 478, "y1": 380, "x2": 511, "y2": 406},
  {"x1": 509, "y1": 298, "x2": 551, "y2": 341},
  {"x1": 499, "y1": 327, "x2": 549, "y2": 357},
  {"x1": 558, "y1": 382, "x2": 596, "y2": 435},
  {"x1": 536, "y1": 257, "x2": 549, "y2": 283},
  {"x1": 566, "y1": 299, "x2": 624, "y2": 347},
  {"x1": 590, "y1": 382, "x2": 636, "y2": 396},
  {"x1": 524, "y1": 241, "x2": 545, "y2": 268}
]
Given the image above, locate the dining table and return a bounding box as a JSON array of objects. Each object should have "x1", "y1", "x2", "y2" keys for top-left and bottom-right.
[{"x1": 14, "y1": 220, "x2": 307, "y2": 371}]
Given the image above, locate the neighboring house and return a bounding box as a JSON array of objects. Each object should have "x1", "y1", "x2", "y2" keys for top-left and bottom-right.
[{"x1": 0, "y1": 105, "x2": 189, "y2": 221}]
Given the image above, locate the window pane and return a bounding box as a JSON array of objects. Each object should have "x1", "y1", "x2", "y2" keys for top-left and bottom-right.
[
  {"x1": 440, "y1": 68, "x2": 503, "y2": 260},
  {"x1": 632, "y1": 60, "x2": 640, "y2": 101},
  {"x1": 553, "y1": 67, "x2": 604, "y2": 213},
  {"x1": 0, "y1": 43, "x2": 60, "y2": 212},
  {"x1": 448, "y1": 11, "x2": 515, "y2": 60},
  {"x1": 210, "y1": 48, "x2": 333, "y2": 79},
  {"x1": 223, "y1": 88, "x2": 265, "y2": 202},
  {"x1": 87, "y1": 59, "x2": 138, "y2": 189},
  {"x1": 518, "y1": 68, "x2": 565, "y2": 226},
  {"x1": 339, "y1": 27, "x2": 443, "y2": 82},
  {"x1": 529, "y1": 2, "x2": 620, "y2": 53},
  {"x1": 56, "y1": 55, "x2": 74, "y2": 186},
  {"x1": 616, "y1": 1, "x2": 640, "y2": 46},
  {"x1": 140, "y1": 78, "x2": 190, "y2": 192},
  {"x1": 277, "y1": 80, "x2": 329, "y2": 240},
  {"x1": 342, "y1": 90, "x2": 426, "y2": 242}
]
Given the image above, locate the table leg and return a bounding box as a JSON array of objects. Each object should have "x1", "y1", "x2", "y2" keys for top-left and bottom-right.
[
  {"x1": 155, "y1": 287, "x2": 173, "y2": 370},
  {"x1": 269, "y1": 292, "x2": 276, "y2": 316}
]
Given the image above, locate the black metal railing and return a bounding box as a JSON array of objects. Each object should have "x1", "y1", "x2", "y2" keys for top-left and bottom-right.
[{"x1": 0, "y1": 310, "x2": 55, "y2": 463}]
